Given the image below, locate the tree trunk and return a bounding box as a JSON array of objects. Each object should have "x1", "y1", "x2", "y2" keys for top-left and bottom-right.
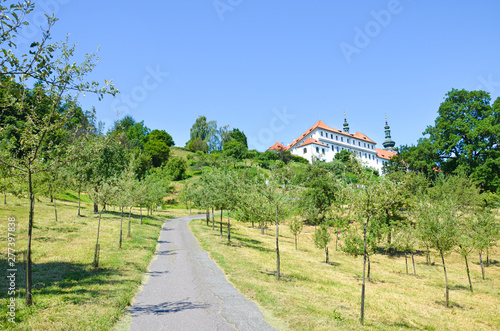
[
  {"x1": 128, "y1": 207, "x2": 132, "y2": 238},
  {"x1": 360, "y1": 216, "x2": 370, "y2": 325},
  {"x1": 295, "y1": 235, "x2": 298, "y2": 251},
  {"x1": 3, "y1": 193, "x2": 6, "y2": 204},
  {"x1": 252, "y1": 219, "x2": 254, "y2": 228},
  {"x1": 26, "y1": 169, "x2": 35, "y2": 306},
  {"x1": 261, "y1": 221, "x2": 264, "y2": 235},
  {"x1": 119, "y1": 206, "x2": 123, "y2": 248},
  {"x1": 140, "y1": 206, "x2": 143, "y2": 225},
  {"x1": 212, "y1": 207, "x2": 215, "y2": 230},
  {"x1": 465, "y1": 255, "x2": 473, "y2": 292},
  {"x1": 227, "y1": 211, "x2": 231, "y2": 243},
  {"x1": 367, "y1": 255, "x2": 371, "y2": 281},
  {"x1": 325, "y1": 246, "x2": 329, "y2": 264},
  {"x1": 486, "y1": 247, "x2": 490, "y2": 266},
  {"x1": 479, "y1": 251, "x2": 485, "y2": 280},
  {"x1": 220, "y1": 209, "x2": 223, "y2": 237},
  {"x1": 440, "y1": 250, "x2": 449, "y2": 308},
  {"x1": 335, "y1": 235, "x2": 338, "y2": 251},
  {"x1": 206, "y1": 208, "x2": 209, "y2": 226},
  {"x1": 426, "y1": 245, "x2": 431, "y2": 265},
  {"x1": 412, "y1": 252, "x2": 416, "y2": 276},
  {"x1": 93, "y1": 207, "x2": 103, "y2": 268},
  {"x1": 78, "y1": 188, "x2": 81, "y2": 216},
  {"x1": 276, "y1": 207, "x2": 280, "y2": 281},
  {"x1": 405, "y1": 251, "x2": 408, "y2": 275},
  {"x1": 54, "y1": 199, "x2": 58, "y2": 222}
]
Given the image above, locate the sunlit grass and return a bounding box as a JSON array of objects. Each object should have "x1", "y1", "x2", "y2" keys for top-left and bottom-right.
[
  {"x1": 0, "y1": 194, "x2": 202, "y2": 330},
  {"x1": 190, "y1": 217, "x2": 500, "y2": 330}
]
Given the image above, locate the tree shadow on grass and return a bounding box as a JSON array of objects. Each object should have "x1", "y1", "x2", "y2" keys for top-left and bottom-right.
[
  {"x1": 435, "y1": 300, "x2": 468, "y2": 309},
  {"x1": 129, "y1": 298, "x2": 210, "y2": 315},
  {"x1": 259, "y1": 270, "x2": 294, "y2": 282},
  {"x1": 0, "y1": 260, "x2": 125, "y2": 302}
]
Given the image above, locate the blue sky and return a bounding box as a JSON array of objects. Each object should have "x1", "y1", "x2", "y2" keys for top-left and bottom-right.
[{"x1": 22, "y1": 0, "x2": 500, "y2": 151}]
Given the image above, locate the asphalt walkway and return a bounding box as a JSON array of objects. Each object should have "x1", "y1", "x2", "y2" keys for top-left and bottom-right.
[{"x1": 129, "y1": 215, "x2": 275, "y2": 331}]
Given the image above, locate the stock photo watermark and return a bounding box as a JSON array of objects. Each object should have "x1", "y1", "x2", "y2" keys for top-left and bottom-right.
[
  {"x1": 110, "y1": 65, "x2": 169, "y2": 116},
  {"x1": 213, "y1": 0, "x2": 243, "y2": 21},
  {"x1": 248, "y1": 107, "x2": 295, "y2": 151},
  {"x1": 339, "y1": 0, "x2": 404, "y2": 64},
  {"x1": 476, "y1": 74, "x2": 500, "y2": 93},
  {"x1": 6, "y1": 216, "x2": 17, "y2": 324},
  {"x1": 10, "y1": 0, "x2": 71, "y2": 47}
]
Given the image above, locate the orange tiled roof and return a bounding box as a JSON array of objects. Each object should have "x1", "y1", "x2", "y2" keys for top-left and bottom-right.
[
  {"x1": 376, "y1": 148, "x2": 397, "y2": 160},
  {"x1": 268, "y1": 142, "x2": 286, "y2": 151},
  {"x1": 287, "y1": 120, "x2": 376, "y2": 149},
  {"x1": 297, "y1": 137, "x2": 329, "y2": 148}
]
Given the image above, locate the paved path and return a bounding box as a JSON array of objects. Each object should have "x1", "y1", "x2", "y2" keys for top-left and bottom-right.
[{"x1": 130, "y1": 215, "x2": 275, "y2": 331}]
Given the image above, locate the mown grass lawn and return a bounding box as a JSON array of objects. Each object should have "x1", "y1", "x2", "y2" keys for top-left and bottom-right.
[
  {"x1": 0, "y1": 193, "x2": 201, "y2": 330},
  {"x1": 190, "y1": 217, "x2": 500, "y2": 330}
]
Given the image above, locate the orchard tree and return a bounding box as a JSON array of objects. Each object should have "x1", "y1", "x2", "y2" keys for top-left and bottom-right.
[
  {"x1": 289, "y1": 215, "x2": 303, "y2": 250},
  {"x1": 0, "y1": 40, "x2": 116, "y2": 311},
  {"x1": 314, "y1": 220, "x2": 333, "y2": 263}
]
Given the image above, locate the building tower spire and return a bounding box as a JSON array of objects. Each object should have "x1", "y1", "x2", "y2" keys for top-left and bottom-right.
[
  {"x1": 382, "y1": 113, "x2": 396, "y2": 150},
  {"x1": 343, "y1": 109, "x2": 349, "y2": 133}
]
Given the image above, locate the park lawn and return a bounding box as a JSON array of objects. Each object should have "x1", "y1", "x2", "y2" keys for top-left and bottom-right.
[
  {"x1": 190, "y1": 217, "x2": 500, "y2": 331},
  {"x1": 0, "y1": 194, "x2": 202, "y2": 330}
]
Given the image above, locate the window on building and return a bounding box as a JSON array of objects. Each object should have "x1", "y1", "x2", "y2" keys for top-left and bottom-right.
[
  {"x1": 331, "y1": 133, "x2": 333, "y2": 139},
  {"x1": 316, "y1": 147, "x2": 319, "y2": 153},
  {"x1": 336, "y1": 146, "x2": 339, "y2": 152},
  {"x1": 322, "y1": 148, "x2": 325, "y2": 154},
  {"x1": 303, "y1": 148, "x2": 307, "y2": 154},
  {"x1": 364, "y1": 143, "x2": 366, "y2": 148},
  {"x1": 364, "y1": 153, "x2": 367, "y2": 158},
  {"x1": 358, "y1": 142, "x2": 361, "y2": 146},
  {"x1": 321, "y1": 131, "x2": 323, "y2": 137},
  {"x1": 336, "y1": 135, "x2": 338, "y2": 141},
  {"x1": 341, "y1": 137, "x2": 343, "y2": 142},
  {"x1": 347, "y1": 138, "x2": 350, "y2": 143}
]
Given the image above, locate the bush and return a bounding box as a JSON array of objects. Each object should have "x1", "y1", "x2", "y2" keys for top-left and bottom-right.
[{"x1": 166, "y1": 156, "x2": 188, "y2": 181}]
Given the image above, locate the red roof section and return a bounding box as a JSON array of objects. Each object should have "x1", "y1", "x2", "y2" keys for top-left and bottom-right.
[
  {"x1": 376, "y1": 148, "x2": 397, "y2": 160},
  {"x1": 287, "y1": 120, "x2": 376, "y2": 149},
  {"x1": 297, "y1": 137, "x2": 329, "y2": 148},
  {"x1": 268, "y1": 142, "x2": 286, "y2": 151}
]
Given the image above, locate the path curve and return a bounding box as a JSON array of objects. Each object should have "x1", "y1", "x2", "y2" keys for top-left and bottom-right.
[{"x1": 130, "y1": 215, "x2": 275, "y2": 331}]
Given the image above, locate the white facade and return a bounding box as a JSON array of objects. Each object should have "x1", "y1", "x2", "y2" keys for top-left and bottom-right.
[{"x1": 276, "y1": 120, "x2": 395, "y2": 174}]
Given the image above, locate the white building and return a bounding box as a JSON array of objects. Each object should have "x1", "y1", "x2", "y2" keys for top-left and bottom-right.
[{"x1": 269, "y1": 118, "x2": 397, "y2": 174}]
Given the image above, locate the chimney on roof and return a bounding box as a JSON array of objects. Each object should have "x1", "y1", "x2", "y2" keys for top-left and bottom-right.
[{"x1": 343, "y1": 110, "x2": 350, "y2": 133}]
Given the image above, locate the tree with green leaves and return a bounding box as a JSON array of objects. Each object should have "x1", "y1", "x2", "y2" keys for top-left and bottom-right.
[
  {"x1": 0, "y1": 22, "x2": 116, "y2": 307},
  {"x1": 166, "y1": 156, "x2": 188, "y2": 181},
  {"x1": 314, "y1": 220, "x2": 333, "y2": 263},
  {"x1": 393, "y1": 224, "x2": 418, "y2": 276},
  {"x1": 223, "y1": 139, "x2": 247, "y2": 161},
  {"x1": 473, "y1": 207, "x2": 500, "y2": 280},
  {"x1": 391, "y1": 89, "x2": 500, "y2": 191},
  {"x1": 144, "y1": 138, "x2": 170, "y2": 168},
  {"x1": 229, "y1": 128, "x2": 248, "y2": 148},
  {"x1": 289, "y1": 215, "x2": 304, "y2": 250},
  {"x1": 258, "y1": 169, "x2": 295, "y2": 281}
]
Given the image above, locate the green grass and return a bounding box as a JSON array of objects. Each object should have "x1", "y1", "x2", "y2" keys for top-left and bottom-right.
[
  {"x1": 190, "y1": 217, "x2": 500, "y2": 330},
  {"x1": 0, "y1": 194, "x2": 202, "y2": 330}
]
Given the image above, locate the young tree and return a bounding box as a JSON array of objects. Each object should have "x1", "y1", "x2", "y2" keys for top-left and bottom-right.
[
  {"x1": 259, "y1": 169, "x2": 295, "y2": 281},
  {"x1": 289, "y1": 215, "x2": 304, "y2": 250},
  {"x1": 314, "y1": 220, "x2": 333, "y2": 263},
  {"x1": 423, "y1": 199, "x2": 456, "y2": 308}
]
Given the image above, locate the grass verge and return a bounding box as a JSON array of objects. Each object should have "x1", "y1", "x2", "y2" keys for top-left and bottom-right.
[
  {"x1": 0, "y1": 194, "x2": 201, "y2": 330},
  {"x1": 190, "y1": 217, "x2": 500, "y2": 330}
]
